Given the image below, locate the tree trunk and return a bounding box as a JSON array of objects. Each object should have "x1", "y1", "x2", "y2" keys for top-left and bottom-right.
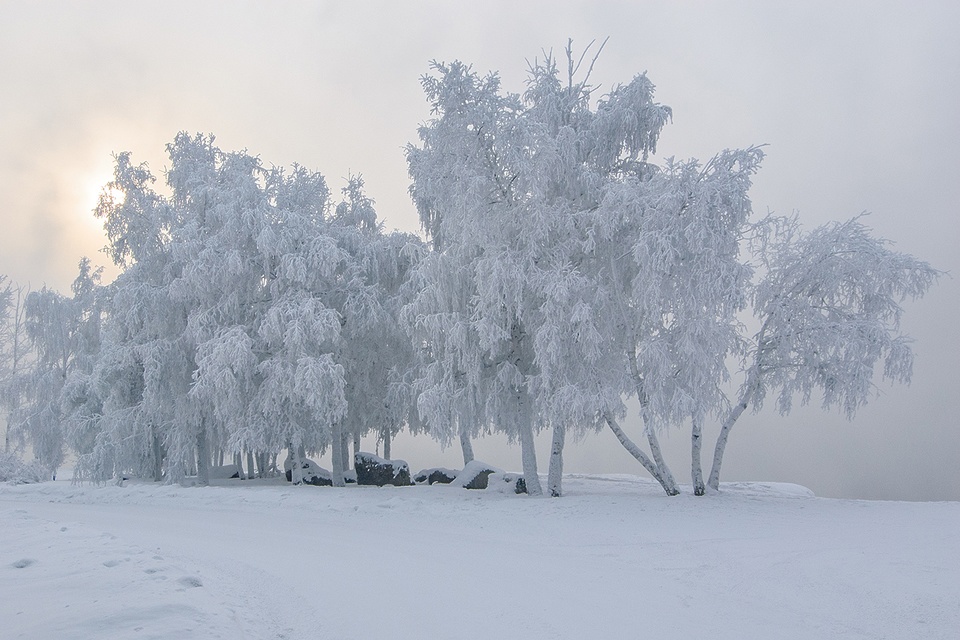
[
  {"x1": 330, "y1": 423, "x2": 345, "y2": 486},
  {"x1": 256, "y1": 452, "x2": 267, "y2": 478},
  {"x1": 691, "y1": 413, "x2": 705, "y2": 496},
  {"x1": 352, "y1": 432, "x2": 361, "y2": 466},
  {"x1": 708, "y1": 378, "x2": 757, "y2": 491},
  {"x1": 627, "y1": 347, "x2": 679, "y2": 494},
  {"x1": 196, "y1": 425, "x2": 210, "y2": 487},
  {"x1": 151, "y1": 430, "x2": 164, "y2": 482},
  {"x1": 382, "y1": 427, "x2": 391, "y2": 460},
  {"x1": 340, "y1": 433, "x2": 350, "y2": 470},
  {"x1": 459, "y1": 427, "x2": 475, "y2": 466},
  {"x1": 547, "y1": 424, "x2": 565, "y2": 497},
  {"x1": 289, "y1": 444, "x2": 304, "y2": 485},
  {"x1": 518, "y1": 419, "x2": 542, "y2": 496},
  {"x1": 246, "y1": 450, "x2": 255, "y2": 480},
  {"x1": 645, "y1": 426, "x2": 679, "y2": 495},
  {"x1": 603, "y1": 413, "x2": 679, "y2": 496}
]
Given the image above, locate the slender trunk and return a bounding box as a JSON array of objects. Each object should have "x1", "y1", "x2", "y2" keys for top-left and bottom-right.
[
  {"x1": 459, "y1": 427, "x2": 475, "y2": 466},
  {"x1": 246, "y1": 450, "x2": 255, "y2": 480},
  {"x1": 645, "y1": 426, "x2": 679, "y2": 495},
  {"x1": 691, "y1": 413, "x2": 705, "y2": 496},
  {"x1": 547, "y1": 424, "x2": 565, "y2": 497},
  {"x1": 151, "y1": 429, "x2": 163, "y2": 482},
  {"x1": 382, "y1": 427, "x2": 391, "y2": 460},
  {"x1": 330, "y1": 423, "x2": 345, "y2": 486},
  {"x1": 518, "y1": 419, "x2": 542, "y2": 496},
  {"x1": 196, "y1": 425, "x2": 210, "y2": 487},
  {"x1": 217, "y1": 449, "x2": 224, "y2": 467},
  {"x1": 708, "y1": 376, "x2": 758, "y2": 491},
  {"x1": 340, "y1": 433, "x2": 350, "y2": 470},
  {"x1": 233, "y1": 452, "x2": 243, "y2": 478},
  {"x1": 256, "y1": 452, "x2": 267, "y2": 478},
  {"x1": 352, "y1": 432, "x2": 361, "y2": 466},
  {"x1": 289, "y1": 444, "x2": 304, "y2": 485},
  {"x1": 516, "y1": 388, "x2": 543, "y2": 496},
  {"x1": 627, "y1": 347, "x2": 679, "y2": 494},
  {"x1": 603, "y1": 413, "x2": 679, "y2": 496}
]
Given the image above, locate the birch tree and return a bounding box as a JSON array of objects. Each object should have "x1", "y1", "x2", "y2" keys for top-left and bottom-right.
[
  {"x1": 707, "y1": 216, "x2": 939, "y2": 490},
  {"x1": 405, "y1": 43, "x2": 751, "y2": 497},
  {"x1": 14, "y1": 260, "x2": 103, "y2": 478},
  {"x1": 0, "y1": 279, "x2": 30, "y2": 454}
]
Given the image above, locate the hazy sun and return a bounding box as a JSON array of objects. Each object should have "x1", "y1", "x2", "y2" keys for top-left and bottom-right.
[{"x1": 79, "y1": 166, "x2": 123, "y2": 233}]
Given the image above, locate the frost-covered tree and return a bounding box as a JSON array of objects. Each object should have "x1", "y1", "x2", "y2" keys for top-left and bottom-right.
[
  {"x1": 590, "y1": 147, "x2": 764, "y2": 496},
  {"x1": 84, "y1": 134, "x2": 418, "y2": 487},
  {"x1": 707, "y1": 216, "x2": 939, "y2": 490},
  {"x1": 406, "y1": 58, "x2": 552, "y2": 495},
  {"x1": 0, "y1": 278, "x2": 30, "y2": 453},
  {"x1": 15, "y1": 260, "x2": 102, "y2": 478},
  {"x1": 328, "y1": 178, "x2": 423, "y2": 472},
  {"x1": 405, "y1": 43, "x2": 753, "y2": 497}
]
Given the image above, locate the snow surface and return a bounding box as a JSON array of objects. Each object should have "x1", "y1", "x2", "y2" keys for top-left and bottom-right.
[{"x1": 1, "y1": 474, "x2": 957, "y2": 639}]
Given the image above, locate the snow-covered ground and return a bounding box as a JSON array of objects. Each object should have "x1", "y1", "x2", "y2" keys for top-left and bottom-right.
[{"x1": 1, "y1": 474, "x2": 957, "y2": 640}]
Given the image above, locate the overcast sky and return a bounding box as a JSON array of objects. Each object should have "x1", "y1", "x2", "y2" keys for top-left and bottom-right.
[{"x1": 1, "y1": 1, "x2": 957, "y2": 500}]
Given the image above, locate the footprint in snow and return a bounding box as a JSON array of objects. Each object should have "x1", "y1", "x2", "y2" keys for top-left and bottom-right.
[
  {"x1": 177, "y1": 576, "x2": 203, "y2": 588},
  {"x1": 102, "y1": 558, "x2": 130, "y2": 568},
  {"x1": 12, "y1": 558, "x2": 35, "y2": 569}
]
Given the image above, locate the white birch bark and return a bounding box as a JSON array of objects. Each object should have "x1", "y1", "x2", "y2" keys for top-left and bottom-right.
[
  {"x1": 196, "y1": 425, "x2": 210, "y2": 487},
  {"x1": 603, "y1": 413, "x2": 678, "y2": 496},
  {"x1": 547, "y1": 424, "x2": 565, "y2": 497},
  {"x1": 289, "y1": 444, "x2": 304, "y2": 485},
  {"x1": 691, "y1": 412, "x2": 705, "y2": 496},
  {"x1": 627, "y1": 348, "x2": 679, "y2": 495},
  {"x1": 330, "y1": 422, "x2": 345, "y2": 486},
  {"x1": 708, "y1": 375, "x2": 758, "y2": 491},
  {"x1": 518, "y1": 418, "x2": 542, "y2": 496},
  {"x1": 459, "y1": 428, "x2": 475, "y2": 466},
  {"x1": 381, "y1": 427, "x2": 391, "y2": 461},
  {"x1": 645, "y1": 426, "x2": 679, "y2": 495},
  {"x1": 340, "y1": 434, "x2": 350, "y2": 471},
  {"x1": 151, "y1": 428, "x2": 163, "y2": 482}
]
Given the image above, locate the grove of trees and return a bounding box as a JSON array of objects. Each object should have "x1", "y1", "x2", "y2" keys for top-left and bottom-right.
[{"x1": 0, "y1": 45, "x2": 939, "y2": 495}]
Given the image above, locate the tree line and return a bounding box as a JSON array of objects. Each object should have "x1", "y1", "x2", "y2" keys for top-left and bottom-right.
[{"x1": 0, "y1": 44, "x2": 938, "y2": 496}]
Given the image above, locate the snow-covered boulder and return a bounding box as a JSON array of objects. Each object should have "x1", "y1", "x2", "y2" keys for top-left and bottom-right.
[
  {"x1": 488, "y1": 472, "x2": 527, "y2": 495},
  {"x1": 413, "y1": 467, "x2": 458, "y2": 485},
  {"x1": 454, "y1": 460, "x2": 504, "y2": 490},
  {"x1": 354, "y1": 452, "x2": 411, "y2": 487},
  {"x1": 283, "y1": 458, "x2": 333, "y2": 486}
]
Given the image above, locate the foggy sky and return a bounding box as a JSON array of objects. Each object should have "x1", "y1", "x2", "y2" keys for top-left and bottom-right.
[{"x1": 1, "y1": 1, "x2": 957, "y2": 500}]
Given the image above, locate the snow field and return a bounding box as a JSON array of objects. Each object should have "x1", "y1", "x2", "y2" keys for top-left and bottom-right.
[{"x1": 1, "y1": 475, "x2": 958, "y2": 639}]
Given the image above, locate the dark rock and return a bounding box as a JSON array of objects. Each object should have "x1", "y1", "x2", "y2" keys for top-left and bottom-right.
[
  {"x1": 354, "y1": 452, "x2": 412, "y2": 487},
  {"x1": 283, "y1": 458, "x2": 333, "y2": 486},
  {"x1": 455, "y1": 460, "x2": 504, "y2": 490},
  {"x1": 413, "y1": 467, "x2": 458, "y2": 485}
]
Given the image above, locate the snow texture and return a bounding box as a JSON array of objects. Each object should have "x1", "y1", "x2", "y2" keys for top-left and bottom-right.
[{"x1": 1, "y1": 475, "x2": 957, "y2": 640}]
